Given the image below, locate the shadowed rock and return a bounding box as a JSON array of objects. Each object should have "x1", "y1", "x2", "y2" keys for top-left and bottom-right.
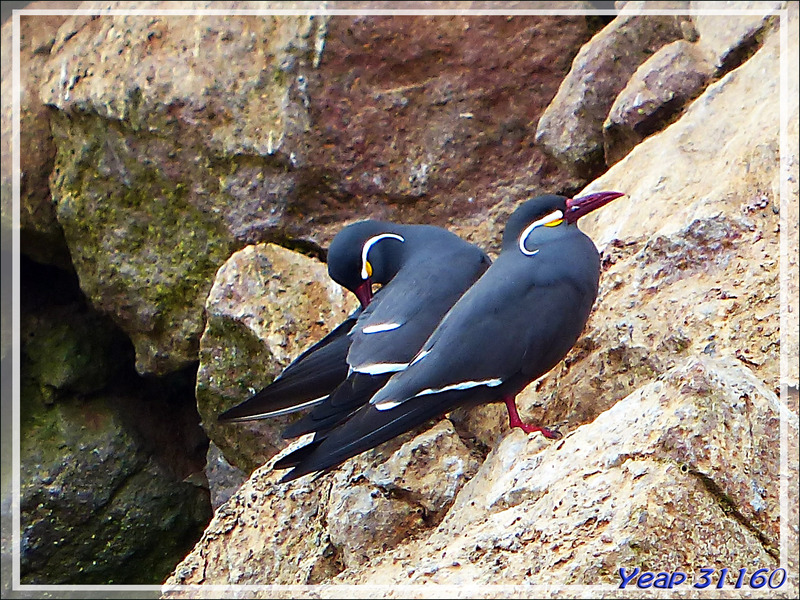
[{"x1": 603, "y1": 39, "x2": 715, "y2": 166}]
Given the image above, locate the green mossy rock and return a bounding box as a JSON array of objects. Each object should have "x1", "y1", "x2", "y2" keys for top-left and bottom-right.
[
  {"x1": 22, "y1": 305, "x2": 128, "y2": 404},
  {"x1": 198, "y1": 243, "x2": 358, "y2": 474},
  {"x1": 20, "y1": 392, "x2": 210, "y2": 584}
]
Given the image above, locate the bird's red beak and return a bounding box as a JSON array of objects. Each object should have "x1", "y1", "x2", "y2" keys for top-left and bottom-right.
[
  {"x1": 565, "y1": 191, "x2": 625, "y2": 224},
  {"x1": 354, "y1": 281, "x2": 373, "y2": 308}
]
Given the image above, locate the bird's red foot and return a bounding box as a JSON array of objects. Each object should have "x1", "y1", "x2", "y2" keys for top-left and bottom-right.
[
  {"x1": 517, "y1": 422, "x2": 562, "y2": 439},
  {"x1": 504, "y1": 396, "x2": 561, "y2": 439}
]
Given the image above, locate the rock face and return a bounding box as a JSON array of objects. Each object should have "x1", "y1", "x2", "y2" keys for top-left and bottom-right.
[
  {"x1": 204, "y1": 442, "x2": 247, "y2": 511},
  {"x1": 536, "y1": 8, "x2": 692, "y2": 180},
  {"x1": 197, "y1": 242, "x2": 358, "y2": 474},
  {"x1": 21, "y1": 407, "x2": 211, "y2": 585},
  {"x1": 603, "y1": 39, "x2": 714, "y2": 166},
  {"x1": 0, "y1": 6, "x2": 78, "y2": 270},
  {"x1": 537, "y1": 2, "x2": 782, "y2": 181},
  {"x1": 8, "y1": 1, "x2": 798, "y2": 592},
  {"x1": 332, "y1": 356, "x2": 785, "y2": 586},
  {"x1": 437, "y1": 0, "x2": 795, "y2": 475},
  {"x1": 163, "y1": 3, "x2": 798, "y2": 595},
  {"x1": 301, "y1": 12, "x2": 592, "y2": 223},
  {"x1": 327, "y1": 421, "x2": 481, "y2": 569},
  {"x1": 165, "y1": 353, "x2": 792, "y2": 591},
  {"x1": 165, "y1": 419, "x2": 482, "y2": 587},
  {"x1": 40, "y1": 11, "x2": 312, "y2": 375},
  {"x1": 691, "y1": 0, "x2": 783, "y2": 69}
]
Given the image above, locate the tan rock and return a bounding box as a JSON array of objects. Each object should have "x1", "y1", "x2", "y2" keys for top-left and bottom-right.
[
  {"x1": 164, "y1": 418, "x2": 480, "y2": 588},
  {"x1": 164, "y1": 7, "x2": 798, "y2": 594},
  {"x1": 514, "y1": 11, "x2": 792, "y2": 443},
  {"x1": 539, "y1": 2, "x2": 785, "y2": 182},
  {"x1": 327, "y1": 421, "x2": 480, "y2": 569},
  {"x1": 691, "y1": 1, "x2": 783, "y2": 69},
  {"x1": 199, "y1": 243, "x2": 358, "y2": 473},
  {"x1": 334, "y1": 356, "x2": 787, "y2": 587},
  {"x1": 578, "y1": 12, "x2": 795, "y2": 388},
  {"x1": 536, "y1": 9, "x2": 690, "y2": 179},
  {"x1": 363, "y1": 420, "x2": 481, "y2": 516},
  {"x1": 604, "y1": 39, "x2": 715, "y2": 166},
  {"x1": 41, "y1": 3, "x2": 313, "y2": 158},
  {"x1": 164, "y1": 459, "x2": 338, "y2": 587}
]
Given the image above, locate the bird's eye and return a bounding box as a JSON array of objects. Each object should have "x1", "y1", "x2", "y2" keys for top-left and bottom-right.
[
  {"x1": 365, "y1": 261, "x2": 373, "y2": 278},
  {"x1": 544, "y1": 217, "x2": 564, "y2": 227}
]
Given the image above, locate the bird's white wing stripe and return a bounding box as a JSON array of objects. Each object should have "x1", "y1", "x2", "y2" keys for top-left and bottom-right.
[
  {"x1": 362, "y1": 322, "x2": 403, "y2": 334},
  {"x1": 414, "y1": 378, "x2": 503, "y2": 397},
  {"x1": 373, "y1": 399, "x2": 402, "y2": 410},
  {"x1": 353, "y1": 362, "x2": 409, "y2": 375},
  {"x1": 222, "y1": 395, "x2": 329, "y2": 422},
  {"x1": 373, "y1": 378, "x2": 503, "y2": 411},
  {"x1": 410, "y1": 348, "x2": 431, "y2": 366}
]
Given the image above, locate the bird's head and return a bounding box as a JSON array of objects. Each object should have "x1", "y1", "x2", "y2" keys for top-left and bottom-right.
[
  {"x1": 327, "y1": 220, "x2": 406, "y2": 308},
  {"x1": 503, "y1": 191, "x2": 625, "y2": 256}
]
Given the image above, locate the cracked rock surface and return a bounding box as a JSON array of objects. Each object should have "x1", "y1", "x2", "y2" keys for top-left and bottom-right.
[
  {"x1": 332, "y1": 356, "x2": 785, "y2": 586},
  {"x1": 165, "y1": 420, "x2": 481, "y2": 586}
]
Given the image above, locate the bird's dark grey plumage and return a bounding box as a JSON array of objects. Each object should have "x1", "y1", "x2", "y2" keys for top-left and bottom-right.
[
  {"x1": 277, "y1": 191, "x2": 624, "y2": 481},
  {"x1": 218, "y1": 220, "x2": 491, "y2": 428}
]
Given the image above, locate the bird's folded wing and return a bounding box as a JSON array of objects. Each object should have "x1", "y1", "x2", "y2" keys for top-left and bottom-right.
[
  {"x1": 280, "y1": 372, "x2": 392, "y2": 438},
  {"x1": 367, "y1": 277, "x2": 586, "y2": 412},
  {"x1": 347, "y1": 263, "x2": 481, "y2": 370},
  {"x1": 217, "y1": 311, "x2": 360, "y2": 422},
  {"x1": 279, "y1": 390, "x2": 468, "y2": 481}
]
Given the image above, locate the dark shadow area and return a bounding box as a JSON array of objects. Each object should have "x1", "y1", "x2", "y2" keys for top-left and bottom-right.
[{"x1": 17, "y1": 255, "x2": 212, "y2": 585}]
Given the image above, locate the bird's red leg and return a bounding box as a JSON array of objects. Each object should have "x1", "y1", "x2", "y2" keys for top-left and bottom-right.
[{"x1": 503, "y1": 396, "x2": 562, "y2": 439}]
